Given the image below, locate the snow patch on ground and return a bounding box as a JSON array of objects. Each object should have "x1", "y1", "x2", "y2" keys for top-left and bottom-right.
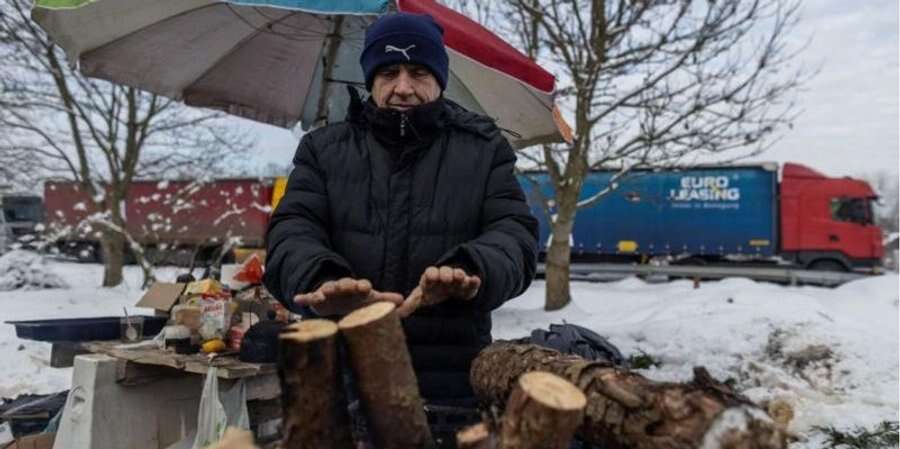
[
  {"x1": 0, "y1": 251, "x2": 68, "y2": 291},
  {"x1": 494, "y1": 275, "x2": 899, "y2": 447},
  {"x1": 0, "y1": 259, "x2": 184, "y2": 398}
]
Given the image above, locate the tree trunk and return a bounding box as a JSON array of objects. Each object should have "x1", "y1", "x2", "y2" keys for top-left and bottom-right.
[
  {"x1": 337, "y1": 302, "x2": 434, "y2": 449},
  {"x1": 129, "y1": 242, "x2": 156, "y2": 289},
  {"x1": 470, "y1": 343, "x2": 787, "y2": 449},
  {"x1": 101, "y1": 230, "x2": 125, "y2": 287},
  {"x1": 279, "y1": 319, "x2": 354, "y2": 449},
  {"x1": 545, "y1": 195, "x2": 577, "y2": 311}
]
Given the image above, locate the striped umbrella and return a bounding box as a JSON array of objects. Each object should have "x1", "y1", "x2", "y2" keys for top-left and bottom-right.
[{"x1": 33, "y1": 0, "x2": 571, "y2": 147}]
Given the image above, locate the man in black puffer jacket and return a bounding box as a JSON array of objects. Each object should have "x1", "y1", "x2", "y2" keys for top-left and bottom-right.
[{"x1": 263, "y1": 12, "x2": 539, "y2": 401}]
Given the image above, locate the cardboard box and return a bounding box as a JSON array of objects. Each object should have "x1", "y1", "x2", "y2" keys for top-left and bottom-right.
[
  {"x1": 135, "y1": 282, "x2": 186, "y2": 312},
  {"x1": 3, "y1": 432, "x2": 56, "y2": 449}
]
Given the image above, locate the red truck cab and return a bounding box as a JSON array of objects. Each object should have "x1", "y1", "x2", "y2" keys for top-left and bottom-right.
[{"x1": 779, "y1": 163, "x2": 883, "y2": 271}]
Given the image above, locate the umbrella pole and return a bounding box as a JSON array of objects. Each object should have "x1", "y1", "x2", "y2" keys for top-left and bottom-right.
[{"x1": 314, "y1": 16, "x2": 345, "y2": 128}]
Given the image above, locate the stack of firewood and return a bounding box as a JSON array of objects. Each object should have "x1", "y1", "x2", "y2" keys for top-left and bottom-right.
[
  {"x1": 468, "y1": 344, "x2": 790, "y2": 449},
  {"x1": 210, "y1": 301, "x2": 790, "y2": 449},
  {"x1": 280, "y1": 302, "x2": 431, "y2": 449},
  {"x1": 279, "y1": 301, "x2": 594, "y2": 449}
]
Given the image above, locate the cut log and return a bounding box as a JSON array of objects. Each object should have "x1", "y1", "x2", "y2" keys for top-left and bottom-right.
[
  {"x1": 500, "y1": 371, "x2": 586, "y2": 449},
  {"x1": 206, "y1": 427, "x2": 260, "y2": 449},
  {"x1": 279, "y1": 319, "x2": 354, "y2": 449},
  {"x1": 471, "y1": 343, "x2": 787, "y2": 449},
  {"x1": 457, "y1": 372, "x2": 585, "y2": 449},
  {"x1": 338, "y1": 302, "x2": 434, "y2": 449},
  {"x1": 456, "y1": 423, "x2": 497, "y2": 449}
]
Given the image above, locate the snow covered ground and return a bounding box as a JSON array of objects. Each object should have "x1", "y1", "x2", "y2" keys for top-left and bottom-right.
[
  {"x1": 0, "y1": 254, "x2": 181, "y2": 399},
  {"x1": 496, "y1": 275, "x2": 899, "y2": 446},
  {"x1": 0, "y1": 254, "x2": 897, "y2": 447}
]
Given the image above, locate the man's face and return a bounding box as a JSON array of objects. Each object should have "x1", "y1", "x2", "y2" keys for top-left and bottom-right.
[{"x1": 371, "y1": 63, "x2": 441, "y2": 111}]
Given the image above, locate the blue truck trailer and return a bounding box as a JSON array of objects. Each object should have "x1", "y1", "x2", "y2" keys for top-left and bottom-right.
[
  {"x1": 518, "y1": 161, "x2": 885, "y2": 271},
  {"x1": 518, "y1": 164, "x2": 780, "y2": 261}
]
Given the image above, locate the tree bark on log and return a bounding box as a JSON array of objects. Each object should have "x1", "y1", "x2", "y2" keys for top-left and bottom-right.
[
  {"x1": 471, "y1": 343, "x2": 787, "y2": 449},
  {"x1": 279, "y1": 319, "x2": 354, "y2": 449},
  {"x1": 338, "y1": 302, "x2": 434, "y2": 449}
]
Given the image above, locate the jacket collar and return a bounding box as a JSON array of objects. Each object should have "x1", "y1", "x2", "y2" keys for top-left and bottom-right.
[
  {"x1": 358, "y1": 99, "x2": 447, "y2": 151},
  {"x1": 344, "y1": 86, "x2": 500, "y2": 144}
]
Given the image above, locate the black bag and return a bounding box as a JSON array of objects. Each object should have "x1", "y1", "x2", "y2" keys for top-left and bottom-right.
[
  {"x1": 239, "y1": 320, "x2": 287, "y2": 363},
  {"x1": 527, "y1": 323, "x2": 625, "y2": 366}
]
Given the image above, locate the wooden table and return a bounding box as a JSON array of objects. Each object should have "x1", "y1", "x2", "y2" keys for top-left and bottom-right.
[
  {"x1": 78, "y1": 340, "x2": 281, "y2": 404},
  {"x1": 64, "y1": 340, "x2": 283, "y2": 446},
  {"x1": 80, "y1": 340, "x2": 276, "y2": 379}
]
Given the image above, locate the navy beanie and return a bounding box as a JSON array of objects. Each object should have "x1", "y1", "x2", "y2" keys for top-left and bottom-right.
[{"x1": 360, "y1": 13, "x2": 449, "y2": 91}]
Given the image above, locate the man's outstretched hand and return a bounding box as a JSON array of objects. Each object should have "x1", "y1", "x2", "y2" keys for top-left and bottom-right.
[
  {"x1": 294, "y1": 278, "x2": 403, "y2": 317},
  {"x1": 396, "y1": 266, "x2": 481, "y2": 318}
]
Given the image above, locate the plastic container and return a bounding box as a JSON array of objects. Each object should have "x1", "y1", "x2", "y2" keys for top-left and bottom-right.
[
  {"x1": 172, "y1": 304, "x2": 202, "y2": 330},
  {"x1": 120, "y1": 316, "x2": 144, "y2": 342},
  {"x1": 7, "y1": 316, "x2": 167, "y2": 342}
]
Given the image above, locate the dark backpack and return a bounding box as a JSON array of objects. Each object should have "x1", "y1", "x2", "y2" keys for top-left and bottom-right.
[{"x1": 527, "y1": 323, "x2": 626, "y2": 366}]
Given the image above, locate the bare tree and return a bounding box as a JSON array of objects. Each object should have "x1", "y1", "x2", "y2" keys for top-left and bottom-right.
[
  {"x1": 862, "y1": 171, "x2": 900, "y2": 233},
  {"x1": 0, "y1": 136, "x2": 41, "y2": 192},
  {"x1": 860, "y1": 170, "x2": 900, "y2": 271},
  {"x1": 0, "y1": 0, "x2": 253, "y2": 287},
  {"x1": 256, "y1": 161, "x2": 294, "y2": 178},
  {"x1": 458, "y1": 0, "x2": 805, "y2": 310}
]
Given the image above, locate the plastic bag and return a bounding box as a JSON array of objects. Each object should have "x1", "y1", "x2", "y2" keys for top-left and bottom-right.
[
  {"x1": 233, "y1": 253, "x2": 263, "y2": 285},
  {"x1": 191, "y1": 367, "x2": 250, "y2": 449}
]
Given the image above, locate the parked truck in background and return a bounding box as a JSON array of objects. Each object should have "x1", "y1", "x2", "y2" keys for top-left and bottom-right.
[
  {"x1": 10, "y1": 161, "x2": 886, "y2": 273},
  {"x1": 0, "y1": 193, "x2": 43, "y2": 253},
  {"x1": 42, "y1": 178, "x2": 277, "y2": 264},
  {"x1": 519, "y1": 162, "x2": 884, "y2": 272}
]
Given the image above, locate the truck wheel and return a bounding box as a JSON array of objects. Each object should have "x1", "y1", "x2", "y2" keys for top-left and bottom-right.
[{"x1": 808, "y1": 259, "x2": 847, "y2": 272}]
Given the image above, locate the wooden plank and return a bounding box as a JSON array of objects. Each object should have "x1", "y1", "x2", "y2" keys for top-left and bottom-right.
[
  {"x1": 184, "y1": 359, "x2": 258, "y2": 378},
  {"x1": 115, "y1": 359, "x2": 183, "y2": 386},
  {"x1": 104, "y1": 348, "x2": 185, "y2": 370},
  {"x1": 80, "y1": 340, "x2": 275, "y2": 379},
  {"x1": 183, "y1": 360, "x2": 215, "y2": 376}
]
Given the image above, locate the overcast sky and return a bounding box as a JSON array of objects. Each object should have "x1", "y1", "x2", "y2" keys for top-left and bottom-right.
[{"x1": 242, "y1": 0, "x2": 899, "y2": 180}]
